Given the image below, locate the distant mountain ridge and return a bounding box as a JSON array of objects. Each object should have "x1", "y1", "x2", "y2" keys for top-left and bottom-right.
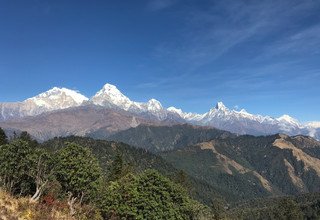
[
  {"x1": 107, "y1": 124, "x2": 235, "y2": 152},
  {"x1": 0, "y1": 83, "x2": 319, "y2": 140},
  {"x1": 0, "y1": 105, "x2": 177, "y2": 141}
]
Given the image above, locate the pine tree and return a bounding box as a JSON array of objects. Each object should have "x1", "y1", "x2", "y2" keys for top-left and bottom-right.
[
  {"x1": 0, "y1": 127, "x2": 7, "y2": 146},
  {"x1": 108, "y1": 152, "x2": 124, "y2": 181}
]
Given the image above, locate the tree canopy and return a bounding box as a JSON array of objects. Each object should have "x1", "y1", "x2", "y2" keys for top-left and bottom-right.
[
  {"x1": 0, "y1": 139, "x2": 36, "y2": 195},
  {"x1": 100, "y1": 169, "x2": 205, "y2": 219},
  {"x1": 55, "y1": 142, "x2": 102, "y2": 201}
]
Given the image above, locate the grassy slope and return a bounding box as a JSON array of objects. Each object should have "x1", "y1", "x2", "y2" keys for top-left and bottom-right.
[{"x1": 0, "y1": 190, "x2": 72, "y2": 220}]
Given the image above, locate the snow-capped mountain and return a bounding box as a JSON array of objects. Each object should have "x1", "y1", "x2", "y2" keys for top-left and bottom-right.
[
  {"x1": 91, "y1": 83, "x2": 136, "y2": 110},
  {"x1": 0, "y1": 82, "x2": 319, "y2": 140},
  {"x1": 305, "y1": 122, "x2": 320, "y2": 140},
  {"x1": 27, "y1": 87, "x2": 88, "y2": 109},
  {"x1": 307, "y1": 122, "x2": 320, "y2": 129},
  {"x1": 0, "y1": 87, "x2": 88, "y2": 121},
  {"x1": 167, "y1": 101, "x2": 306, "y2": 136},
  {"x1": 91, "y1": 83, "x2": 169, "y2": 120}
]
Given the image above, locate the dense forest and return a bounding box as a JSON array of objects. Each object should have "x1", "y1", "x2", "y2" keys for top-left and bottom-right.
[
  {"x1": 0, "y1": 128, "x2": 210, "y2": 219},
  {"x1": 1, "y1": 127, "x2": 320, "y2": 219}
]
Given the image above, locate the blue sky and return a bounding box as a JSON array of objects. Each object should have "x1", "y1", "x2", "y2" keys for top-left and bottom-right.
[{"x1": 0, "y1": 0, "x2": 319, "y2": 122}]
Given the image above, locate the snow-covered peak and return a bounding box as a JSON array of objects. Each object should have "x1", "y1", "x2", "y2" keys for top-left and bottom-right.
[
  {"x1": 276, "y1": 114, "x2": 302, "y2": 133},
  {"x1": 277, "y1": 115, "x2": 300, "y2": 126},
  {"x1": 0, "y1": 86, "x2": 91, "y2": 120},
  {"x1": 167, "y1": 106, "x2": 204, "y2": 121},
  {"x1": 206, "y1": 102, "x2": 229, "y2": 117},
  {"x1": 91, "y1": 83, "x2": 166, "y2": 119},
  {"x1": 26, "y1": 87, "x2": 88, "y2": 108},
  {"x1": 146, "y1": 99, "x2": 163, "y2": 111},
  {"x1": 141, "y1": 98, "x2": 167, "y2": 120},
  {"x1": 215, "y1": 102, "x2": 227, "y2": 111},
  {"x1": 102, "y1": 83, "x2": 121, "y2": 94},
  {"x1": 306, "y1": 121, "x2": 320, "y2": 128},
  {"x1": 92, "y1": 83, "x2": 133, "y2": 109},
  {"x1": 235, "y1": 108, "x2": 259, "y2": 120},
  {"x1": 27, "y1": 87, "x2": 88, "y2": 104},
  {"x1": 238, "y1": 109, "x2": 248, "y2": 114},
  {"x1": 167, "y1": 106, "x2": 184, "y2": 116},
  {"x1": 96, "y1": 83, "x2": 130, "y2": 101}
]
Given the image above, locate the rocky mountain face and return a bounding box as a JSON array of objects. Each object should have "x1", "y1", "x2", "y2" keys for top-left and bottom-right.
[
  {"x1": 160, "y1": 134, "x2": 320, "y2": 200},
  {"x1": 0, "y1": 83, "x2": 319, "y2": 140}
]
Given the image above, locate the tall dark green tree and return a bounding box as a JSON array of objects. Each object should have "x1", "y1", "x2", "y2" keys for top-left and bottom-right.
[
  {"x1": 100, "y1": 169, "x2": 207, "y2": 219},
  {"x1": 0, "y1": 139, "x2": 36, "y2": 195},
  {"x1": 108, "y1": 152, "x2": 124, "y2": 181},
  {"x1": 135, "y1": 170, "x2": 197, "y2": 219},
  {"x1": 55, "y1": 142, "x2": 102, "y2": 215},
  {"x1": 18, "y1": 131, "x2": 38, "y2": 148},
  {"x1": 0, "y1": 127, "x2": 7, "y2": 146}
]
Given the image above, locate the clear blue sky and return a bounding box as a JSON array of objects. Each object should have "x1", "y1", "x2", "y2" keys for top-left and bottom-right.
[{"x1": 0, "y1": 0, "x2": 319, "y2": 122}]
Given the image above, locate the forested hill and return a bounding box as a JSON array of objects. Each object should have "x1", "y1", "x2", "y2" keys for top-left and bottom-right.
[
  {"x1": 2, "y1": 128, "x2": 320, "y2": 219},
  {"x1": 106, "y1": 124, "x2": 235, "y2": 152},
  {"x1": 0, "y1": 130, "x2": 212, "y2": 219},
  {"x1": 41, "y1": 136, "x2": 234, "y2": 204},
  {"x1": 161, "y1": 133, "x2": 320, "y2": 200}
]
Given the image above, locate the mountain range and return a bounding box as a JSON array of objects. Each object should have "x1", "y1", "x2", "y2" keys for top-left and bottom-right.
[
  {"x1": 0, "y1": 83, "x2": 319, "y2": 140},
  {"x1": 2, "y1": 83, "x2": 320, "y2": 210}
]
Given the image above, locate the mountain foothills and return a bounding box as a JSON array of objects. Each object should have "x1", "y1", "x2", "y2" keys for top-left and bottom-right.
[
  {"x1": 161, "y1": 134, "x2": 320, "y2": 197},
  {"x1": 0, "y1": 132, "x2": 214, "y2": 219},
  {"x1": 98, "y1": 123, "x2": 320, "y2": 201},
  {"x1": 2, "y1": 128, "x2": 320, "y2": 219},
  {"x1": 0, "y1": 83, "x2": 319, "y2": 141}
]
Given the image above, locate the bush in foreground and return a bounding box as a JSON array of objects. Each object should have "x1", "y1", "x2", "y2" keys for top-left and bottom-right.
[{"x1": 100, "y1": 169, "x2": 211, "y2": 220}]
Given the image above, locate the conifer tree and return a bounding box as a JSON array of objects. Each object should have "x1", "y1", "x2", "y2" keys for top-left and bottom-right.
[
  {"x1": 0, "y1": 127, "x2": 7, "y2": 146},
  {"x1": 108, "y1": 152, "x2": 124, "y2": 181}
]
